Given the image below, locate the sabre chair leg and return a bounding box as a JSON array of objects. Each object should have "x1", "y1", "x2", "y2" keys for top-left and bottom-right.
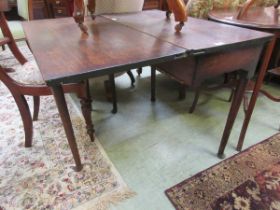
[
  {"x1": 137, "y1": 67, "x2": 142, "y2": 76},
  {"x1": 127, "y1": 70, "x2": 135, "y2": 87},
  {"x1": 33, "y1": 96, "x2": 40, "y2": 121},
  {"x1": 12, "y1": 94, "x2": 33, "y2": 147}
]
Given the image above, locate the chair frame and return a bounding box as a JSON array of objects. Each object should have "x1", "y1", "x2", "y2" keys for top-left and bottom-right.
[{"x1": 0, "y1": 11, "x2": 95, "y2": 147}]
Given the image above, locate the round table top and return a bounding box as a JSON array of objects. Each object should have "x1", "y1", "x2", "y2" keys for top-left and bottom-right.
[{"x1": 208, "y1": 6, "x2": 280, "y2": 31}]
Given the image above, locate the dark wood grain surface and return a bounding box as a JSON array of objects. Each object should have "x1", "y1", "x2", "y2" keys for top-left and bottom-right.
[
  {"x1": 209, "y1": 6, "x2": 280, "y2": 30},
  {"x1": 104, "y1": 10, "x2": 272, "y2": 54},
  {"x1": 22, "y1": 16, "x2": 186, "y2": 85},
  {"x1": 21, "y1": 10, "x2": 275, "y2": 168}
]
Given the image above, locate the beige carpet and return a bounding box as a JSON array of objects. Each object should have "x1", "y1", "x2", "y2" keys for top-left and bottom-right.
[{"x1": 0, "y1": 44, "x2": 134, "y2": 210}]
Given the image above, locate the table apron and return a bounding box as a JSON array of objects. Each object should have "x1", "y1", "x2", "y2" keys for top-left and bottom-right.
[{"x1": 155, "y1": 44, "x2": 263, "y2": 88}]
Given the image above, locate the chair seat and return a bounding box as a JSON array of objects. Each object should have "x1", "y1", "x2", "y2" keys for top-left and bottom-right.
[
  {"x1": 0, "y1": 21, "x2": 25, "y2": 40},
  {"x1": 8, "y1": 60, "x2": 45, "y2": 85}
]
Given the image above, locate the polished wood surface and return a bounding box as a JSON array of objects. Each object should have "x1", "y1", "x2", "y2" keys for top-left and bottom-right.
[
  {"x1": 22, "y1": 15, "x2": 185, "y2": 85},
  {"x1": 237, "y1": 0, "x2": 280, "y2": 19},
  {"x1": 104, "y1": 11, "x2": 271, "y2": 52},
  {"x1": 23, "y1": 10, "x2": 273, "y2": 170},
  {"x1": 209, "y1": 6, "x2": 280, "y2": 30}
]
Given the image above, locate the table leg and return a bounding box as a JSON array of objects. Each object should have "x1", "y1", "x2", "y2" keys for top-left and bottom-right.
[
  {"x1": 109, "y1": 74, "x2": 117, "y2": 114},
  {"x1": 151, "y1": 66, "x2": 156, "y2": 102},
  {"x1": 51, "y1": 84, "x2": 83, "y2": 171},
  {"x1": 79, "y1": 80, "x2": 95, "y2": 142},
  {"x1": 217, "y1": 70, "x2": 249, "y2": 158},
  {"x1": 237, "y1": 39, "x2": 276, "y2": 151}
]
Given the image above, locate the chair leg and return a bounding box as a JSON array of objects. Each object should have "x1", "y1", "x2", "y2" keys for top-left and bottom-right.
[
  {"x1": 109, "y1": 74, "x2": 117, "y2": 114},
  {"x1": 126, "y1": 70, "x2": 135, "y2": 87},
  {"x1": 189, "y1": 89, "x2": 200, "y2": 113},
  {"x1": 2, "y1": 44, "x2": 5, "y2": 51},
  {"x1": 33, "y1": 96, "x2": 40, "y2": 121},
  {"x1": 7, "y1": 42, "x2": 27, "y2": 65},
  {"x1": 243, "y1": 92, "x2": 249, "y2": 113},
  {"x1": 26, "y1": 40, "x2": 32, "y2": 52},
  {"x1": 228, "y1": 87, "x2": 235, "y2": 102},
  {"x1": 178, "y1": 84, "x2": 186, "y2": 100},
  {"x1": 12, "y1": 93, "x2": 33, "y2": 147},
  {"x1": 137, "y1": 67, "x2": 142, "y2": 76},
  {"x1": 151, "y1": 66, "x2": 156, "y2": 102}
]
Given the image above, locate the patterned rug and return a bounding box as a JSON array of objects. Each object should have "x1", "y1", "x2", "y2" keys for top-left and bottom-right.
[
  {"x1": 165, "y1": 133, "x2": 280, "y2": 210},
  {"x1": 0, "y1": 44, "x2": 134, "y2": 210}
]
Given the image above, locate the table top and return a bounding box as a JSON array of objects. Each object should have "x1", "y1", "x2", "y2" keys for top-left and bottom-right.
[
  {"x1": 208, "y1": 6, "x2": 280, "y2": 30},
  {"x1": 23, "y1": 10, "x2": 272, "y2": 85},
  {"x1": 23, "y1": 16, "x2": 186, "y2": 85},
  {"x1": 104, "y1": 11, "x2": 272, "y2": 54}
]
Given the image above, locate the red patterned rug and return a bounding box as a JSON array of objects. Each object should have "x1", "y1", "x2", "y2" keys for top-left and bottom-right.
[{"x1": 165, "y1": 133, "x2": 280, "y2": 210}]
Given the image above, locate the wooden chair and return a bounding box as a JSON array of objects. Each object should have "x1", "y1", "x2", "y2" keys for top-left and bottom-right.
[
  {"x1": 0, "y1": 10, "x2": 95, "y2": 147},
  {"x1": 0, "y1": 0, "x2": 32, "y2": 50}
]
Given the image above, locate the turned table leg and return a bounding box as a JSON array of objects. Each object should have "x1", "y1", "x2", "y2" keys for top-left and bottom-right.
[
  {"x1": 51, "y1": 84, "x2": 83, "y2": 171},
  {"x1": 79, "y1": 80, "x2": 95, "y2": 142}
]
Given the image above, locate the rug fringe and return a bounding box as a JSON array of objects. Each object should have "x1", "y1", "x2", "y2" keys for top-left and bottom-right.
[{"x1": 74, "y1": 186, "x2": 136, "y2": 210}]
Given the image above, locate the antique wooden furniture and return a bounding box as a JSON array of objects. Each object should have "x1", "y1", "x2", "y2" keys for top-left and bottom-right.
[
  {"x1": 47, "y1": 0, "x2": 73, "y2": 18},
  {"x1": 22, "y1": 11, "x2": 273, "y2": 171},
  {"x1": 1, "y1": 0, "x2": 47, "y2": 49},
  {"x1": 105, "y1": 11, "x2": 274, "y2": 158},
  {"x1": 73, "y1": 0, "x2": 188, "y2": 33},
  {"x1": 143, "y1": 0, "x2": 162, "y2": 10},
  {"x1": 31, "y1": 0, "x2": 51, "y2": 19},
  {"x1": 209, "y1": 6, "x2": 280, "y2": 152},
  {"x1": 237, "y1": 0, "x2": 280, "y2": 19},
  {"x1": 18, "y1": 0, "x2": 51, "y2": 20},
  {"x1": 0, "y1": 0, "x2": 27, "y2": 49},
  {"x1": 44, "y1": 0, "x2": 163, "y2": 18},
  {"x1": 22, "y1": 13, "x2": 188, "y2": 171},
  {"x1": 0, "y1": 1, "x2": 26, "y2": 61},
  {"x1": 0, "y1": 9, "x2": 94, "y2": 169}
]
